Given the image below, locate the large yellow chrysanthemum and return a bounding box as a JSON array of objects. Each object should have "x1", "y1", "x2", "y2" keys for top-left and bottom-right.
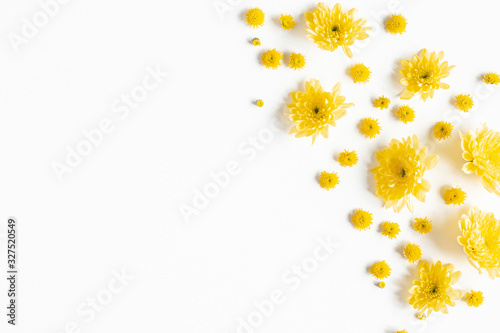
[
  {"x1": 458, "y1": 207, "x2": 500, "y2": 279},
  {"x1": 305, "y1": 3, "x2": 370, "y2": 58},
  {"x1": 371, "y1": 135, "x2": 438, "y2": 212},
  {"x1": 287, "y1": 79, "x2": 354, "y2": 144},
  {"x1": 408, "y1": 260, "x2": 463, "y2": 319},
  {"x1": 399, "y1": 49, "x2": 455, "y2": 101},
  {"x1": 461, "y1": 124, "x2": 500, "y2": 196}
]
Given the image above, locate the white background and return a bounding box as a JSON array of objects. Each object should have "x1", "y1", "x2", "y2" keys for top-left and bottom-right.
[{"x1": 1, "y1": 0, "x2": 500, "y2": 332}]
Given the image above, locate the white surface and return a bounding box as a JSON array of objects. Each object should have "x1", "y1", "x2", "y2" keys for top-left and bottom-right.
[{"x1": 1, "y1": 0, "x2": 500, "y2": 332}]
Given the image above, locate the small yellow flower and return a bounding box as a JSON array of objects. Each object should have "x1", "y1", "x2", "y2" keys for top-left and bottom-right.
[
  {"x1": 396, "y1": 105, "x2": 415, "y2": 123},
  {"x1": 305, "y1": 3, "x2": 371, "y2": 58},
  {"x1": 280, "y1": 14, "x2": 295, "y2": 30},
  {"x1": 455, "y1": 94, "x2": 474, "y2": 112},
  {"x1": 404, "y1": 243, "x2": 422, "y2": 263},
  {"x1": 261, "y1": 49, "x2": 283, "y2": 69},
  {"x1": 350, "y1": 209, "x2": 373, "y2": 230},
  {"x1": 373, "y1": 96, "x2": 390, "y2": 109},
  {"x1": 483, "y1": 72, "x2": 500, "y2": 85},
  {"x1": 379, "y1": 281, "x2": 386, "y2": 288},
  {"x1": 434, "y1": 121, "x2": 453, "y2": 140},
  {"x1": 443, "y1": 186, "x2": 466, "y2": 205},
  {"x1": 408, "y1": 260, "x2": 463, "y2": 318},
  {"x1": 286, "y1": 79, "x2": 353, "y2": 144},
  {"x1": 371, "y1": 135, "x2": 438, "y2": 213},
  {"x1": 395, "y1": 330, "x2": 408, "y2": 333},
  {"x1": 458, "y1": 207, "x2": 500, "y2": 279},
  {"x1": 349, "y1": 63, "x2": 371, "y2": 83},
  {"x1": 370, "y1": 260, "x2": 392, "y2": 279},
  {"x1": 414, "y1": 217, "x2": 433, "y2": 234},
  {"x1": 256, "y1": 100, "x2": 264, "y2": 107},
  {"x1": 385, "y1": 13, "x2": 407, "y2": 34},
  {"x1": 338, "y1": 150, "x2": 358, "y2": 167},
  {"x1": 464, "y1": 290, "x2": 484, "y2": 307},
  {"x1": 359, "y1": 118, "x2": 381, "y2": 138},
  {"x1": 400, "y1": 49, "x2": 455, "y2": 101},
  {"x1": 289, "y1": 52, "x2": 306, "y2": 70},
  {"x1": 381, "y1": 221, "x2": 401, "y2": 239},
  {"x1": 245, "y1": 8, "x2": 265, "y2": 28},
  {"x1": 318, "y1": 171, "x2": 339, "y2": 191},
  {"x1": 252, "y1": 38, "x2": 261, "y2": 46}
]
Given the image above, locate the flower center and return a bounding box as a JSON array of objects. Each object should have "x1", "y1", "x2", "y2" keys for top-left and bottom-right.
[
  {"x1": 311, "y1": 105, "x2": 326, "y2": 119},
  {"x1": 420, "y1": 71, "x2": 432, "y2": 81},
  {"x1": 425, "y1": 284, "x2": 441, "y2": 298},
  {"x1": 331, "y1": 25, "x2": 340, "y2": 32},
  {"x1": 400, "y1": 167, "x2": 407, "y2": 178}
]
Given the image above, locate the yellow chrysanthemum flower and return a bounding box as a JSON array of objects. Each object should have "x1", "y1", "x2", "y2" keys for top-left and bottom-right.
[
  {"x1": 373, "y1": 96, "x2": 390, "y2": 110},
  {"x1": 318, "y1": 171, "x2": 339, "y2": 191},
  {"x1": 400, "y1": 49, "x2": 455, "y2": 101},
  {"x1": 305, "y1": 3, "x2": 370, "y2": 58},
  {"x1": 381, "y1": 221, "x2": 400, "y2": 239},
  {"x1": 371, "y1": 261, "x2": 391, "y2": 280},
  {"x1": 404, "y1": 243, "x2": 422, "y2": 263},
  {"x1": 252, "y1": 38, "x2": 261, "y2": 46},
  {"x1": 434, "y1": 121, "x2": 453, "y2": 140},
  {"x1": 414, "y1": 217, "x2": 433, "y2": 234},
  {"x1": 442, "y1": 186, "x2": 466, "y2": 205},
  {"x1": 245, "y1": 8, "x2": 265, "y2": 28},
  {"x1": 379, "y1": 281, "x2": 386, "y2": 288},
  {"x1": 261, "y1": 49, "x2": 283, "y2": 69},
  {"x1": 349, "y1": 63, "x2": 371, "y2": 83},
  {"x1": 287, "y1": 79, "x2": 354, "y2": 144},
  {"x1": 396, "y1": 330, "x2": 408, "y2": 333},
  {"x1": 458, "y1": 207, "x2": 500, "y2": 279},
  {"x1": 371, "y1": 135, "x2": 439, "y2": 212},
  {"x1": 385, "y1": 14, "x2": 407, "y2": 34},
  {"x1": 483, "y1": 72, "x2": 500, "y2": 85},
  {"x1": 350, "y1": 209, "x2": 373, "y2": 230},
  {"x1": 289, "y1": 53, "x2": 306, "y2": 70},
  {"x1": 464, "y1": 290, "x2": 484, "y2": 307},
  {"x1": 256, "y1": 100, "x2": 264, "y2": 107},
  {"x1": 408, "y1": 260, "x2": 463, "y2": 318},
  {"x1": 455, "y1": 94, "x2": 474, "y2": 112},
  {"x1": 338, "y1": 150, "x2": 358, "y2": 167},
  {"x1": 396, "y1": 105, "x2": 415, "y2": 123},
  {"x1": 461, "y1": 124, "x2": 500, "y2": 196},
  {"x1": 359, "y1": 118, "x2": 381, "y2": 139},
  {"x1": 280, "y1": 14, "x2": 295, "y2": 30}
]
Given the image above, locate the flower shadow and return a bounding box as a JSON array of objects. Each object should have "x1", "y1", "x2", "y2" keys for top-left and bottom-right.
[
  {"x1": 391, "y1": 59, "x2": 404, "y2": 95},
  {"x1": 395, "y1": 241, "x2": 406, "y2": 260},
  {"x1": 275, "y1": 81, "x2": 306, "y2": 134},
  {"x1": 427, "y1": 206, "x2": 467, "y2": 255},
  {"x1": 430, "y1": 132, "x2": 464, "y2": 174},
  {"x1": 365, "y1": 142, "x2": 388, "y2": 208},
  {"x1": 448, "y1": 95, "x2": 457, "y2": 108},
  {"x1": 395, "y1": 263, "x2": 418, "y2": 306}
]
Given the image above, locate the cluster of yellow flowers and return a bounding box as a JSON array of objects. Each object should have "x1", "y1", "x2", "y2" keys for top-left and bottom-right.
[
  {"x1": 245, "y1": 8, "x2": 305, "y2": 71},
  {"x1": 243, "y1": 2, "x2": 499, "y2": 329},
  {"x1": 259, "y1": 49, "x2": 306, "y2": 71}
]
